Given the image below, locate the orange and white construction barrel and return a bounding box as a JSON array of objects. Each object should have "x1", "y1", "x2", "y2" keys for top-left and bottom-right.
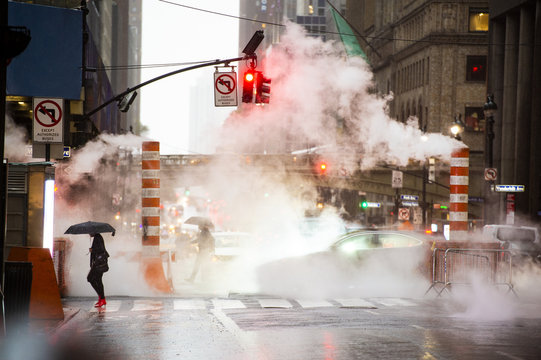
[
  {"x1": 449, "y1": 147, "x2": 469, "y2": 240},
  {"x1": 141, "y1": 141, "x2": 171, "y2": 293}
]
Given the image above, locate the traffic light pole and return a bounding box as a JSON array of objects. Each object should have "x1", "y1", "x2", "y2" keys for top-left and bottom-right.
[{"x1": 84, "y1": 55, "x2": 255, "y2": 118}]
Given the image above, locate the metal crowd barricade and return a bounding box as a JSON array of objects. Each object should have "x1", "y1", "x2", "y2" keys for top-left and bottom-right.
[{"x1": 425, "y1": 248, "x2": 516, "y2": 297}]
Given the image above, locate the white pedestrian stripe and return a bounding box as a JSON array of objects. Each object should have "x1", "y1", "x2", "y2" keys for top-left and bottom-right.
[
  {"x1": 132, "y1": 300, "x2": 163, "y2": 311},
  {"x1": 90, "y1": 300, "x2": 121, "y2": 312},
  {"x1": 295, "y1": 299, "x2": 333, "y2": 308},
  {"x1": 173, "y1": 299, "x2": 206, "y2": 310},
  {"x1": 212, "y1": 299, "x2": 246, "y2": 309},
  {"x1": 374, "y1": 298, "x2": 417, "y2": 307},
  {"x1": 334, "y1": 298, "x2": 377, "y2": 308},
  {"x1": 85, "y1": 297, "x2": 419, "y2": 313},
  {"x1": 258, "y1": 299, "x2": 293, "y2": 308}
]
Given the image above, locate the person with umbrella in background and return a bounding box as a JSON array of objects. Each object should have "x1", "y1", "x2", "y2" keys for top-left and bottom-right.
[
  {"x1": 186, "y1": 224, "x2": 215, "y2": 283},
  {"x1": 88, "y1": 233, "x2": 110, "y2": 307}
]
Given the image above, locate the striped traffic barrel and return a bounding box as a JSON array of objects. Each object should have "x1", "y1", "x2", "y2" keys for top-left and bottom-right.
[
  {"x1": 142, "y1": 141, "x2": 160, "y2": 252},
  {"x1": 449, "y1": 147, "x2": 469, "y2": 240},
  {"x1": 141, "y1": 141, "x2": 171, "y2": 293}
]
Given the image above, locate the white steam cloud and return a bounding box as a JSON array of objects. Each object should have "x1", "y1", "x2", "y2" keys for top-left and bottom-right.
[
  {"x1": 4, "y1": 115, "x2": 29, "y2": 162},
  {"x1": 220, "y1": 22, "x2": 461, "y2": 170}
]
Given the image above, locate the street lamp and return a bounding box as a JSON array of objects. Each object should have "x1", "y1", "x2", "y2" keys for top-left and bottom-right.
[
  {"x1": 450, "y1": 114, "x2": 465, "y2": 140},
  {"x1": 483, "y1": 94, "x2": 497, "y2": 168}
]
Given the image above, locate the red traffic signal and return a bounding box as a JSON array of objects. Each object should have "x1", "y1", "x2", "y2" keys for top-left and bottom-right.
[
  {"x1": 315, "y1": 160, "x2": 328, "y2": 175},
  {"x1": 242, "y1": 70, "x2": 256, "y2": 103}
]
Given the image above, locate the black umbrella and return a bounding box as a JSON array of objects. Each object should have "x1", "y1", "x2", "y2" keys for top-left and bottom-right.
[
  {"x1": 65, "y1": 221, "x2": 116, "y2": 236},
  {"x1": 184, "y1": 216, "x2": 214, "y2": 229}
]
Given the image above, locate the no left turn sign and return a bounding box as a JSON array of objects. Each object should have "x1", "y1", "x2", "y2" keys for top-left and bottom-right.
[
  {"x1": 214, "y1": 71, "x2": 238, "y2": 107},
  {"x1": 484, "y1": 168, "x2": 497, "y2": 181},
  {"x1": 33, "y1": 97, "x2": 64, "y2": 143}
]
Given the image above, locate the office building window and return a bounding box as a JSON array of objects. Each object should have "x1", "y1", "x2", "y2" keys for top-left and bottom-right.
[
  {"x1": 465, "y1": 107, "x2": 484, "y2": 132},
  {"x1": 466, "y1": 55, "x2": 486, "y2": 82},
  {"x1": 469, "y1": 9, "x2": 489, "y2": 32}
]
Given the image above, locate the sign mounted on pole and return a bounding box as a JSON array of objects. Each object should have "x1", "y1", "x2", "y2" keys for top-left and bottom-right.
[
  {"x1": 484, "y1": 168, "x2": 497, "y2": 181},
  {"x1": 494, "y1": 185, "x2": 525, "y2": 192},
  {"x1": 392, "y1": 170, "x2": 403, "y2": 188},
  {"x1": 33, "y1": 97, "x2": 64, "y2": 143},
  {"x1": 214, "y1": 69, "x2": 237, "y2": 107},
  {"x1": 398, "y1": 207, "x2": 410, "y2": 221}
]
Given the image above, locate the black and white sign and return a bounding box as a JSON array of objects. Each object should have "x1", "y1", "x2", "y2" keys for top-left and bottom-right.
[
  {"x1": 214, "y1": 72, "x2": 237, "y2": 107},
  {"x1": 392, "y1": 170, "x2": 403, "y2": 188},
  {"x1": 33, "y1": 97, "x2": 63, "y2": 143}
]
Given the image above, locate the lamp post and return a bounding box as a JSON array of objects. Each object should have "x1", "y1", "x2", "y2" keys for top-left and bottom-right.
[
  {"x1": 483, "y1": 94, "x2": 497, "y2": 168},
  {"x1": 483, "y1": 94, "x2": 498, "y2": 224},
  {"x1": 450, "y1": 114, "x2": 465, "y2": 140}
]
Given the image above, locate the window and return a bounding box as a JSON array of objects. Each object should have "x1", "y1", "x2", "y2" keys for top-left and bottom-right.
[
  {"x1": 469, "y1": 9, "x2": 489, "y2": 32},
  {"x1": 465, "y1": 107, "x2": 484, "y2": 132},
  {"x1": 466, "y1": 56, "x2": 487, "y2": 82}
]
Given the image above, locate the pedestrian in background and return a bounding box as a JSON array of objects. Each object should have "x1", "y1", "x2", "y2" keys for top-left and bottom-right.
[
  {"x1": 186, "y1": 225, "x2": 215, "y2": 283},
  {"x1": 87, "y1": 233, "x2": 110, "y2": 307}
]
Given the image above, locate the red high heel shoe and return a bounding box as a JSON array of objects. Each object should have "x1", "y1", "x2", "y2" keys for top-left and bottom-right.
[{"x1": 94, "y1": 297, "x2": 107, "y2": 307}]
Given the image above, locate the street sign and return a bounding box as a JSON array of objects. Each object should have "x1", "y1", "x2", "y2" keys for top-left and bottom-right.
[
  {"x1": 214, "y1": 71, "x2": 238, "y2": 107},
  {"x1": 398, "y1": 207, "x2": 410, "y2": 221},
  {"x1": 392, "y1": 170, "x2": 403, "y2": 188},
  {"x1": 33, "y1": 97, "x2": 64, "y2": 143},
  {"x1": 428, "y1": 158, "x2": 436, "y2": 183},
  {"x1": 494, "y1": 185, "x2": 525, "y2": 192},
  {"x1": 413, "y1": 207, "x2": 422, "y2": 225},
  {"x1": 402, "y1": 201, "x2": 419, "y2": 207},
  {"x1": 484, "y1": 168, "x2": 497, "y2": 181},
  {"x1": 63, "y1": 146, "x2": 71, "y2": 158},
  {"x1": 366, "y1": 202, "x2": 381, "y2": 208},
  {"x1": 400, "y1": 194, "x2": 419, "y2": 201}
]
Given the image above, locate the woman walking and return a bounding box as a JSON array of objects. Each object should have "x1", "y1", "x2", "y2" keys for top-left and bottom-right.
[{"x1": 87, "y1": 233, "x2": 110, "y2": 307}]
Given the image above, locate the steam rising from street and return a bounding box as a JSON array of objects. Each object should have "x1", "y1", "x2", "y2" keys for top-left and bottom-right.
[
  {"x1": 221, "y1": 22, "x2": 461, "y2": 170},
  {"x1": 3, "y1": 23, "x2": 540, "y2": 321}
]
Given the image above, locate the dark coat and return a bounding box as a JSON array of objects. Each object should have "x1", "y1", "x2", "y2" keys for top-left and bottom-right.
[
  {"x1": 90, "y1": 233, "x2": 109, "y2": 268},
  {"x1": 194, "y1": 228, "x2": 215, "y2": 253}
]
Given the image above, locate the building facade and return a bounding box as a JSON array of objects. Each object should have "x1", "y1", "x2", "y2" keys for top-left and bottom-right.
[
  {"x1": 344, "y1": 0, "x2": 490, "y2": 222},
  {"x1": 486, "y1": 0, "x2": 541, "y2": 224},
  {"x1": 6, "y1": 0, "x2": 142, "y2": 153}
]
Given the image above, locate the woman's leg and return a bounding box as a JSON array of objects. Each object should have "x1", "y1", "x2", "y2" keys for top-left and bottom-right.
[{"x1": 87, "y1": 268, "x2": 105, "y2": 298}]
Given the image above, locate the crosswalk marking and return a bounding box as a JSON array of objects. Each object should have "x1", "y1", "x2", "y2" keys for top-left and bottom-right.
[
  {"x1": 335, "y1": 298, "x2": 377, "y2": 308},
  {"x1": 173, "y1": 299, "x2": 206, "y2": 310},
  {"x1": 84, "y1": 297, "x2": 420, "y2": 312},
  {"x1": 132, "y1": 300, "x2": 162, "y2": 311},
  {"x1": 90, "y1": 300, "x2": 121, "y2": 312},
  {"x1": 295, "y1": 299, "x2": 333, "y2": 308},
  {"x1": 258, "y1": 299, "x2": 293, "y2": 308},
  {"x1": 374, "y1": 298, "x2": 416, "y2": 307},
  {"x1": 212, "y1": 299, "x2": 246, "y2": 309}
]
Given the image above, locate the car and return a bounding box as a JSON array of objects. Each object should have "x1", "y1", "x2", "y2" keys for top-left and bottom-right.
[
  {"x1": 212, "y1": 231, "x2": 255, "y2": 261},
  {"x1": 256, "y1": 230, "x2": 431, "y2": 298},
  {"x1": 483, "y1": 224, "x2": 541, "y2": 265}
]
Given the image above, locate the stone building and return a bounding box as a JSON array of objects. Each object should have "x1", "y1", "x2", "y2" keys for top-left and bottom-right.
[{"x1": 344, "y1": 0, "x2": 490, "y2": 222}]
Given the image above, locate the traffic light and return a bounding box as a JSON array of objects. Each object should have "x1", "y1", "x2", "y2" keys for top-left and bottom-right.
[
  {"x1": 255, "y1": 72, "x2": 271, "y2": 104},
  {"x1": 359, "y1": 198, "x2": 368, "y2": 209},
  {"x1": 315, "y1": 160, "x2": 328, "y2": 176},
  {"x1": 242, "y1": 70, "x2": 256, "y2": 103}
]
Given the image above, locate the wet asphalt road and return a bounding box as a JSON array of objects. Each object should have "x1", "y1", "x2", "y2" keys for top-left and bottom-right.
[{"x1": 6, "y1": 294, "x2": 541, "y2": 360}]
